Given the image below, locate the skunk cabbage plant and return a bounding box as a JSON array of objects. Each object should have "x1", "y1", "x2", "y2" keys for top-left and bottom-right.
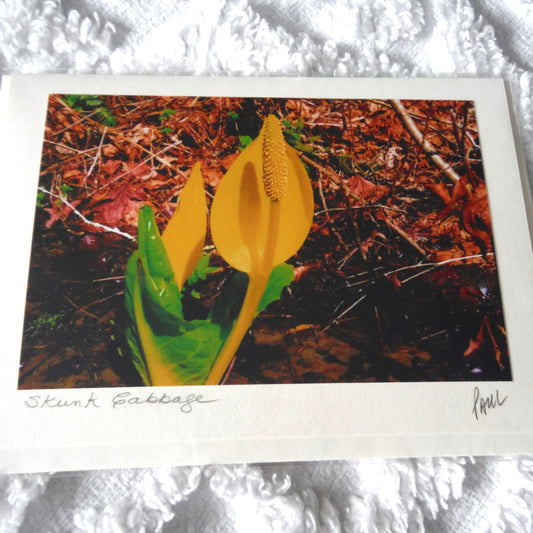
[
  {"x1": 206, "y1": 115, "x2": 314, "y2": 384},
  {"x1": 125, "y1": 115, "x2": 313, "y2": 386}
]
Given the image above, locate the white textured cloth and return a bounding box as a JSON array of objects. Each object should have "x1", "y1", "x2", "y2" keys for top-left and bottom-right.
[{"x1": 1, "y1": 1, "x2": 533, "y2": 531}]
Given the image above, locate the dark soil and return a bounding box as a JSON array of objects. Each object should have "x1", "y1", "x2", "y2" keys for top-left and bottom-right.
[{"x1": 19, "y1": 209, "x2": 511, "y2": 389}]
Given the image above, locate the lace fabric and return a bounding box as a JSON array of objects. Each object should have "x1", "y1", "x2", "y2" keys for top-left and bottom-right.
[{"x1": 1, "y1": 1, "x2": 532, "y2": 531}]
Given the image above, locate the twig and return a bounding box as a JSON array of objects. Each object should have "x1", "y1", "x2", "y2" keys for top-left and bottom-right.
[
  {"x1": 105, "y1": 139, "x2": 183, "y2": 188},
  {"x1": 299, "y1": 152, "x2": 363, "y2": 203},
  {"x1": 299, "y1": 152, "x2": 405, "y2": 216},
  {"x1": 401, "y1": 267, "x2": 436, "y2": 284},
  {"x1": 62, "y1": 293, "x2": 99, "y2": 320},
  {"x1": 92, "y1": 276, "x2": 125, "y2": 282},
  {"x1": 75, "y1": 290, "x2": 124, "y2": 314},
  {"x1": 306, "y1": 118, "x2": 365, "y2": 128},
  {"x1": 315, "y1": 168, "x2": 350, "y2": 251},
  {"x1": 384, "y1": 253, "x2": 493, "y2": 277},
  {"x1": 345, "y1": 253, "x2": 493, "y2": 290},
  {"x1": 44, "y1": 139, "x2": 98, "y2": 155},
  {"x1": 317, "y1": 170, "x2": 330, "y2": 220},
  {"x1": 391, "y1": 99, "x2": 461, "y2": 184},
  {"x1": 315, "y1": 207, "x2": 347, "y2": 216},
  {"x1": 384, "y1": 218, "x2": 427, "y2": 257},
  {"x1": 50, "y1": 109, "x2": 101, "y2": 136},
  {"x1": 419, "y1": 329, "x2": 448, "y2": 342},
  {"x1": 38, "y1": 186, "x2": 136, "y2": 241},
  {"x1": 373, "y1": 98, "x2": 479, "y2": 134},
  {"x1": 316, "y1": 205, "x2": 404, "y2": 216},
  {"x1": 84, "y1": 126, "x2": 107, "y2": 190},
  {"x1": 337, "y1": 246, "x2": 359, "y2": 269},
  {"x1": 322, "y1": 294, "x2": 367, "y2": 334}
]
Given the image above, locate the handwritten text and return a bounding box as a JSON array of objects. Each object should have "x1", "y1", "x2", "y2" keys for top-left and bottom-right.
[
  {"x1": 472, "y1": 386, "x2": 508, "y2": 420},
  {"x1": 111, "y1": 391, "x2": 218, "y2": 413},
  {"x1": 25, "y1": 392, "x2": 101, "y2": 409}
]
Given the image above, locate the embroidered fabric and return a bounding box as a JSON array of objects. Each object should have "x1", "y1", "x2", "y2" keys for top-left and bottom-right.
[{"x1": 0, "y1": 1, "x2": 532, "y2": 531}]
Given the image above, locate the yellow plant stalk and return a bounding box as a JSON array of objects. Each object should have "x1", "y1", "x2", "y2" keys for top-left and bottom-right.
[
  {"x1": 162, "y1": 162, "x2": 207, "y2": 289},
  {"x1": 206, "y1": 115, "x2": 314, "y2": 384}
]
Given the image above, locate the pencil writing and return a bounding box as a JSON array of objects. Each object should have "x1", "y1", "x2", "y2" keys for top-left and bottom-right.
[{"x1": 472, "y1": 386, "x2": 507, "y2": 420}]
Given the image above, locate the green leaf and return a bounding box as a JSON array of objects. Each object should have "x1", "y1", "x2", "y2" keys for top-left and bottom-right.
[
  {"x1": 155, "y1": 320, "x2": 223, "y2": 384},
  {"x1": 159, "y1": 108, "x2": 176, "y2": 122},
  {"x1": 186, "y1": 253, "x2": 217, "y2": 286},
  {"x1": 125, "y1": 325, "x2": 150, "y2": 385},
  {"x1": 61, "y1": 94, "x2": 79, "y2": 108},
  {"x1": 125, "y1": 205, "x2": 225, "y2": 385},
  {"x1": 138, "y1": 206, "x2": 176, "y2": 286},
  {"x1": 61, "y1": 94, "x2": 117, "y2": 127},
  {"x1": 135, "y1": 206, "x2": 185, "y2": 328},
  {"x1": 124, "y1": 251, "x2": 155, "y2": 385},
  {"x1": 124, "y1": 251, "x2": 139, "y2": 322},
  {"x1": 98, "y1": 113, "x2": 117, "y2": 127},
  {"x1": 136, "y1": 259, "x2": 185, "y2": 336},
  {"x1": 256, "y1": 263, "x2": 294, "y2": 315},
  {"x1": 134, "y1": 260, "x2": 223, "y2": 385},
  {"x1": 210, "y1": 263, "x2": 294, "y2": 336},
  {"x1": 210, "y1": 271, "x2": 248, "y2": 336},
  {"x1": 239, "y1": 135, "x2": 253, "y2": 148}
]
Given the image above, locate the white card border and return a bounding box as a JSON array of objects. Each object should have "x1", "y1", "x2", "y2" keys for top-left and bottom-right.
[{"x1": 1, "y1": 75, "x2": 531, "y2": 474}]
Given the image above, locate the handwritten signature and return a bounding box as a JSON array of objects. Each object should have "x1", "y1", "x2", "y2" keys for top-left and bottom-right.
[{"x1": 472, "y1": 386, "x2": 508, "y2": 420}]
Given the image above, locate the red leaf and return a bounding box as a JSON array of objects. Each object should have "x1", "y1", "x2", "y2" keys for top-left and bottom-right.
[
  {"x1": 385, "y1": 272, "x2": 402, "y2": 289},
  {"x1": 464, "y1": 317, "x2": 504, "y2": 370},
  {"x1": 101, "y1": 159, "x2": 121, "y2": 176},
  {"x1": 44, "y1": 199, "x2": 82, "y2": 228},
  {"x1": 348, "y1": 175, "x2": 386, "y2": 202},
  {"x1": 426, "y1": 182, "x2": 452, "y2": 204},
  {"x1": 90, "y1": 182, "x2": 145, "y2": 227},
  {"x1": 464, "y1": 322, "x2": 484, "y2": 358}
]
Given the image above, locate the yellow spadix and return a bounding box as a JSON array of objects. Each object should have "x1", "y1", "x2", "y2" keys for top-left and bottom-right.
[
  {"x1": 206, "y1": 115, "x2": 314, "y2": 384},
  {"x1": 162, "y1": 162, "x2": 207, "y2": 289}
]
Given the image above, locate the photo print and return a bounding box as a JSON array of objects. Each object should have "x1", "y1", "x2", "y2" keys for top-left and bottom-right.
[{"x1": 19, "y1": 94, "x2": 511, "y2": 389}]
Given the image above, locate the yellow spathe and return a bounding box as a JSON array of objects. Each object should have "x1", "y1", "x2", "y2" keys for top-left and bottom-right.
[
  {"x1": 162, "y1": 162, "x2": 207, "y2": 289},
  {"x1": 210, "y1": 116, "x2": 314, "y2": 276}
]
